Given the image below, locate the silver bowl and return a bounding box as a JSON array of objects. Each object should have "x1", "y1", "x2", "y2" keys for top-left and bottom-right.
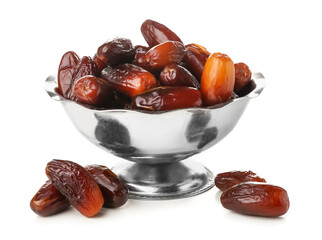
[{"x1": 45, "y1": 72, "x2": 265, "y2": 200}]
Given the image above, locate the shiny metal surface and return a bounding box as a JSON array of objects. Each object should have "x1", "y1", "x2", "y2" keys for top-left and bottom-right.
[{"x1": 45, "y1": 72, "x2": 265, "y2": 199}]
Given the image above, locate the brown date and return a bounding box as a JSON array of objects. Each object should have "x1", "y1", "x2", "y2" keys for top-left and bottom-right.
[
  {"x1": 85, "y1": 165, "x2": 129, "y2": 208},
  {"x1": 234, "y1": 62, "x2": 252, "y2": 93},
  {"x1": 145, "y1": 41, "x2": 186, "y2": 70},
  {"x1": 132, "y1": 86, "x2": 203, "y2": 111},
  {"x1": 57, "y1": 51, "x2": 80, "y2": 97},
  {"x1": 93, "y1": 53, "x2": 106, "y2": 72},
  {"x1": 67, "y1": 56, "x2": 99, "y2": 100},
  {"x1": 215, "y1": 170, "x2": 266, "y2": 191},
  {"x1": 160, "y1": 63, "x2": 200, "y2": 89},
  {"x1": 183, "y1": 44, "x2": 210, "y2": 80},
  {"x1": 134, "y1": 45, "x2": 150, "y2": 53},
  {"x1": 141, "y1": 19, "x2": 183, "y2": 47},
  {"x1": 101, "y1": 64, "x2": 158, "y2": 98},
  {"x1": 73, "y1": 76, "x2": 115, "y2": 108},
  {"x1": 46, "y1": 159, "x2": 104, "y2": 218},
  {"x1": 221, "y1": 183, "x2": 290, "y2": 217},
  {"x1": 30, "y1": 180, "x2": 70, "y2": 217},
  {"x1": 201, "y1": 52, "x2": 235, "y2": 106},
  {"x1": 96, "y1": 37, "x2": 135, "y2": 67}
]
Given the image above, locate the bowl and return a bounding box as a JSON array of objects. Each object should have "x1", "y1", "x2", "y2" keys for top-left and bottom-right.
[{"x1": 45, "y1": 71, "x2": 265, "y2": 199}]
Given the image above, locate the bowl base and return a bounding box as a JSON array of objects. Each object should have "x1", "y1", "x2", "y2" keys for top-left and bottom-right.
[{"x1": 111, "y1": 159, "x2": 214, "y2": 200}]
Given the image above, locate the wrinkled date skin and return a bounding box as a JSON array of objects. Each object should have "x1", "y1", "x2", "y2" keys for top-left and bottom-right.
[
  {"x1": 73, "y1": 76, "x2": 115, "y2": 108},
  {"x1": 85, "y1": 165, "x2": 129, "y2": 208},
  {"x1": 141, "y1": 19, "x2": 183, "y2": 47},
  {"x1": 101, "y1": 64, "x2": 158, "y2": 98},
  {"x1": 183, "y1": 44, "x2": 210, "y2": 80},
  {"x1": 30, "y1": 180, "x2": 70, "y2": 217},
  {"x1": 96, "y1": 37, "x2": 135, "y2": 68},
  {"x1": 160, "y1": 63, "x2": 200, "y2": 89},
  {"x1": 145, "y1": 41, "x2": 186, "y2": 70},
  {"x1": 132, "y1": 86, "x2": 203, "y2": 111},
  {"x1": 67, "y1": 56, "x2": 99, "y2": 100},
  {"x1": 46, "y1": 160, "x2": 104, "y2": 218},
  {"x1": 58, "y1": 51, "x2": 80, "y2": 97},
  {"x1": 221, "y1": 183, "x2": 290, "y2": 217},
  {"x1": 201, "y1": 52, "x2": 235, "y2": 106},
  {"x1": 215, "y1": 170, "x2": 266, "y2": 191},
  {"x1": 234, "y1": 62, "x2": 252, "y2": 93}
]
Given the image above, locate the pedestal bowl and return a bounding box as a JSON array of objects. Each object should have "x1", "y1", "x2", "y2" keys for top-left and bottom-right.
[{"x1": 45, "y1": 71, "x2": 265, "y2": 200}]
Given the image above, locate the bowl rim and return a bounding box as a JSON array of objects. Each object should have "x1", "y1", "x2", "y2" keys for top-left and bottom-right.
[{"x1": 44, "y1": 71, "x2": 265, "y2": 114}]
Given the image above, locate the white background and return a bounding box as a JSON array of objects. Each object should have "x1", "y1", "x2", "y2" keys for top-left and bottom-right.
[{"x1": 1, "y1": 0, "x2": 321, "y2": 239}]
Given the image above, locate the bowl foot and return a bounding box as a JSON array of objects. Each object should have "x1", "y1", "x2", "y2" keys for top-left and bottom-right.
[{"x1": 111, "y1": 159, "x2": 214, "y2": 200}]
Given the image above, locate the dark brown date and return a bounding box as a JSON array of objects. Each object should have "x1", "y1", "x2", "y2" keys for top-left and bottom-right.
[
  {"x1": 73, "y1": 76, "x2": 115, "y2": 108},
  {"x1": 93, "y1": 53, "x2": 106, "y2": 72},
  {"x1": 234, "y1": 62, "x2": 252, "y2": 93},
  {"x1": 101, "y1": 63, "x2": 158, "y2": 98},
  {"x1": 141, "y1": 19, "x2": 183, "y2": 47},
  {"x1": 145, "y1": 41, "x2": 186, "y2": 70},
  {"x1": 85, "y1": 165, "x2": 129, "y2": 208},
  {"x1": 215, "y1": 170, "x2": 266, "y2": 191},
  {"x1": 132, "y1": 86, "x2": 203, "y2": 111},
  {"x1": 67, "y1": 56, "x2": 99, "y2": 100},
  {"x1": 30, "y1": 180, "x2": 70, "y2": 217},
  {"x1": 57, "y1": 51, "x2": 80, "y2": 97},
  {"x1": 46, "y1": 160, "x2": 104, "y2": 218},
  {"x1": 96, "y1": 37, "x2": 135, "y2": 67},
  {"x1": 183, "y1": 44, "x2": 210, "y2": 80},
  {"x1": 160, "y1": 63, "x2": 200, "y2": 88},
  {"x1": 221, "y1": 183, "x2": 290, "y2": 217},
  {"x1": 134, "y1": 45, "x2": 150, "y2": 53}
]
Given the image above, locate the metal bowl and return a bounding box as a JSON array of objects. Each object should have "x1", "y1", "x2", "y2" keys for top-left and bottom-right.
[{"x1": 45, "y1": 72, "x2": 265, "y2": 200}]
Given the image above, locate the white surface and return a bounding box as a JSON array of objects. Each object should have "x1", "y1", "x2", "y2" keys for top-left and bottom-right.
[{"x1": 0, "y1": 0, "x2": 321, "y2": 239}]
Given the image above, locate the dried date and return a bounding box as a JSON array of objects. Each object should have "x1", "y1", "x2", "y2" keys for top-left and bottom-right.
[
  {"x1": 220, "y1": 183, "x2": 290, "y2": 217},
  {"x1": 46, "y1": 159, "x2": 104, "y2": 218},
  {"x1": 132, "y1": 86, "x2": 203, "y2": 111},
  {"x1": 73, "y1": 76, "x2": 115, "y2": 108},
  {"x1": 183, "y1": 43, "x2": 210, "y2": 80},
  {"x1": 141, "y1": 19, "x2": 183, "y2": 47},
  {"x1": 215, "y1": 170, "x2": 266, "y2": 191},
  {"x1": 57, "y1": 51, "x2": 80, "y2": 97},
  {"x1": 85, "y1": 165, "x2": 129, "y2": 208},
  {"x1": 30, "y1": 180, "x2": 70, "y2": 217},
  {"x1": 101, "y1": 64, "x2": 158, "y2": 98},
  {"x1": 201, "y1": 52, "x2": 235, "y2": 106},
  {"x1": 234, "y1": 62, "x2": 252, "y2": 93},
  {"x1": 145, "y1": 41, "x2": 186, "y2": 70},
  {"x1": 96, "y1": 37, "x2": 135, "y2": 67},
  {"x1": 160, "y1": 63, "x2": 200, "y2": 88}
]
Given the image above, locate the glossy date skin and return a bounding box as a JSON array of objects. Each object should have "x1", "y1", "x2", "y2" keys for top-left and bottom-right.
[
  {"x1": 221, "y1": 183, "x2": 290, "y2": 217},
  {"x1": 101, "y1": 64, "x2": 158, "y2": 98},
  {"x1": 183, "y1": 44, "x2": 210, "y2": 80},
  {"x1": 132, "y1": 86, "x2": 203, "y2": 111},
  {"x1": 145, "y1": 41, "x2": 186, "y2": 70},
  {"x1": 141, "y1": 19, "x2": 183, "y2": 47},
  {"x1": 57, "y1": 51, "x2": 80, "y2": 97},
  {"x1": 46, "y1": 160, "x2": 104, "y2": 218},
  {"x1": 96, "y1": 37, "x2": 135, "y2": 67},
  {"x1": 201, "y1": 52, "x2": 235, "y2": 106},
  {"x1": 73, "y1": 76, "x2": 115, "y2": 108},
  {"x1": 85, "y1": 165, "x2": 129, "y2": 208},
  {"x1": 215, "y1": 170, "x2": 266, "y2": 191},
  {"x1": 30, "y1": 180, "x2": 70, "y2": 217},
  {"x1": 234, "y1": 62, "x2": 252, "y2": 93},
  {"x1": 160, "y1": 63, "x2": 200, "y2": 88}
]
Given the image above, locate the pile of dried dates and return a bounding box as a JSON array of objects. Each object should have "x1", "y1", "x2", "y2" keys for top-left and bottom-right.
[
  {"x1": 57, "y1": 19, "x2": 252, "y2": 111},
  {"x1": 215, "y1": 170, "x2": 290, "y2": 217},
  {"x1": 30, "y1": 160, "x2": 128, "y2": 217}
]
